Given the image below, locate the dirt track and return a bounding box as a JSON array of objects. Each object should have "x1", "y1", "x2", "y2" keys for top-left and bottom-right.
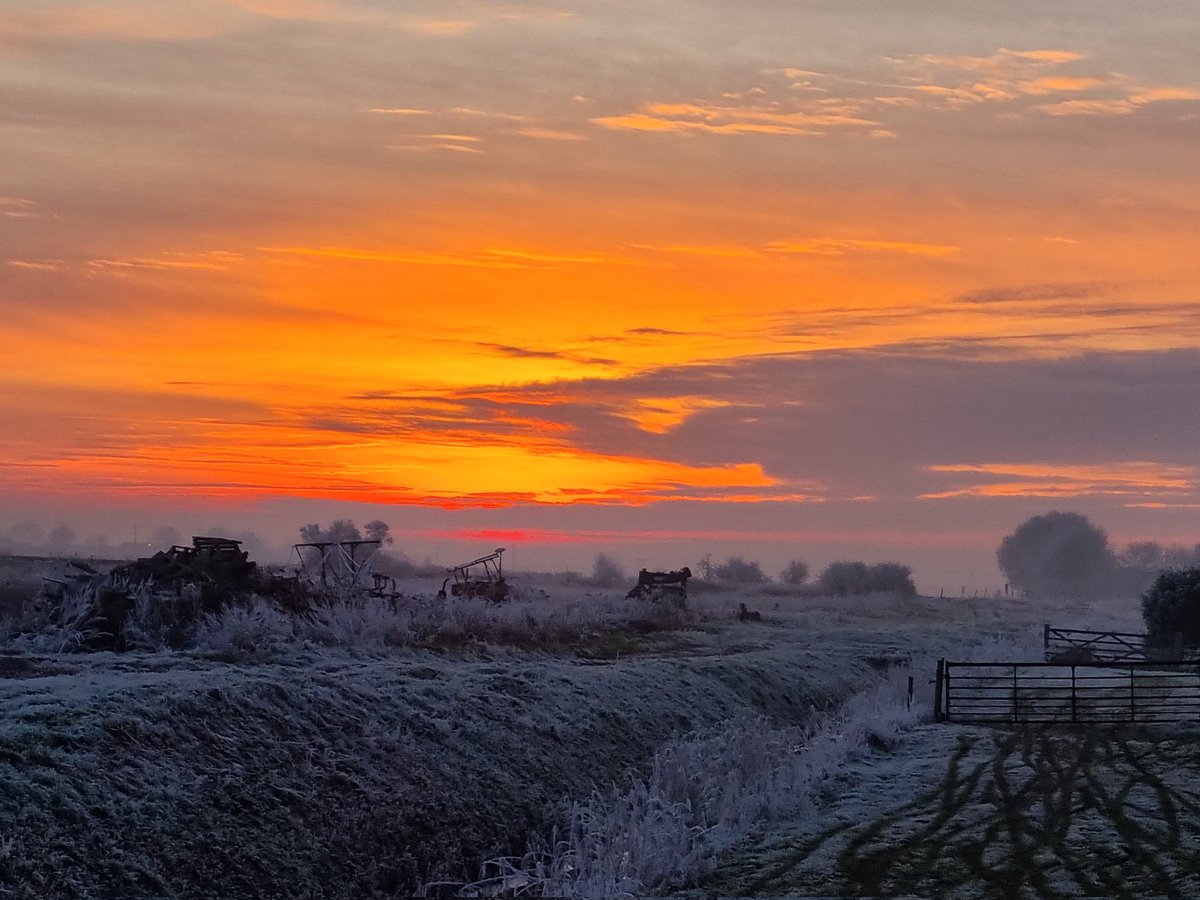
[{"x1": 698, "y1": 722, "x2": 1200, "y2": 899}]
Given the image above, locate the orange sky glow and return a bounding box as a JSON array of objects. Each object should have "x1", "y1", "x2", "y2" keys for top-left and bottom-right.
[{"x1": 2, "y1": 1, "x2": 1198, "y2": 590}]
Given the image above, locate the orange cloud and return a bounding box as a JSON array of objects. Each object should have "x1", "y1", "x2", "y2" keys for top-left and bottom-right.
[
  {"x1": 515, "y1": 126, "x2": 587, "y2": 141},
  {"x1": 922, "y1": 462, "x2": 1195, "y2": 499},
  {"x1": 621, "y1": 397, "x2": 733, "y2": 434},
  {"x1": 87, "y1": 251, "x2": 244, "y2": 273},
  {"x1": 767, "y1": 238, "x2": 959, "y2": 257},
  {"x1": 365, "y1": 107, "x2": 432, "y2": 116},
  {"x1": 1019, "y1": 76, "x2": 1106, "y2": 94},
  {"x1": 593, "y1": 98, "x2": 877, "y2": 136},
  {"x1": 1, "y1": 197, "x2": 37, "y2": 218}
]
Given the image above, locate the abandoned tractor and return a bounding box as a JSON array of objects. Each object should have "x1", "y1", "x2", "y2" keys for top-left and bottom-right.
[
  {"x1": 438, "y1": 548, "x2": 509, "y2": 602},
  {"x1": 626, "y1": 567, "x2": 691, "y2": 605}
]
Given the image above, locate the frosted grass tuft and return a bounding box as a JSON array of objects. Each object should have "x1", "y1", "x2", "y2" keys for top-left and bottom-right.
[{"x1": 466, "y1": 626, "x2": 1047, "y2": 897}]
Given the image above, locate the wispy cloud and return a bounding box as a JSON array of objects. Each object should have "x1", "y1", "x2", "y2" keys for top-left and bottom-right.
[
  {"x1": 921, "y1": 461, "x2": 1195, "y2": 500},
  {"x1": 637, "y1": 238, "x2": 958, "y2": 260},
  {"x1": 956, "y1": 282, "x2": 1104, "y2": 304},
  {"x1": 449, "y1": 107, "x2": 528, "y2": 121},
  {"x1": 364, "y1": 107, "x2": 432, "y2": 116},
  {"x1": 408, "y1": 5, "x2": 574, "y2": 36},
  {"x1": 893, "y1": 47, "x2": 1200, "y2": 118},
  {"x1": 767, "y1": 238, "x2": 959, "y2": 257},
  {"x1": 593, "y1": 97, "x2": 877, "y2": 137},
  {"x1": 465, "y1": 341, "x2": 618, "y2": 368},
  {"x1": 635, "y1": 244, "x2": 764, "y2": 259},
  {"x1": 258, "y1": 244, "x2": 642, "y2": 269},
  {"x1": 1038, "y1": 86, "x2": 1200, "y2": 116},
  {"x1": 8, "y1": 260, "x2": 63, "y2": 271},
  {"x1": 87, "y1": 251, "x2": 244, "y2": 274},
  {"x1": 620, "y1": 396, "x2": 734, "y2": 434},
  {"x1": 515, "y1": 126, "x2": 586, "y2": 141},
  {"x1": 0, "y1": 197, "x2": 37, "y2": 219},
  {"x1": 231, "y1": 0, "x2": 348, "y2": 20}
]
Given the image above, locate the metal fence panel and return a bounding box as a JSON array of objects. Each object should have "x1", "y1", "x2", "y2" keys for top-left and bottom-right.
[{"x1": 938, "y1": 660, "x2": 1200, "y2": 724}]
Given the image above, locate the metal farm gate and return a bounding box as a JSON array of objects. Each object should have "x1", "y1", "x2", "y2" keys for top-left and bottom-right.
[
  {"x1": 935, "y1": 660, "x2": 1200, "y2": 724},
  {"x1": 1041, "y1": 624, "x2": 1183, "y2": 663}
]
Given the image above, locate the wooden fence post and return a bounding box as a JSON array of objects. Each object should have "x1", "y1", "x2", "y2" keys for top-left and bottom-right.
[
  {"x1": 1044, "y1": 623, "x2": 1050, "y2": 655},
  {"x1": 934, "y1": 659, "x2": 945, "y2": 722}
]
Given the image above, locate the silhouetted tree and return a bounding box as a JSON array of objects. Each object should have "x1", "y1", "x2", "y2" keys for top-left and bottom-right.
[
  {"x1": 299, "y1": 519, "x2": 362, "y2": 543},
  {"x1": 867, "y1": 562, "x2": 918, "y2": 599},
  {"x1": 714, "y1": 556, "x2": 769, "y2": 583},
  {"x1": 997, "y1": 511, "x2": 1116, "y2": 600},
  {"x1": 1142, "y1": 567, "x2": 1200, "y2": 651},
  {"x1": 47, "y1": 524, "x2": 77, "y2": 553},
  {"x1": 779, "y1": 559, "x2": 810, "y2": 585},
  {"x1": 1121, "y1": 541, "x2": 1164, "y2": 571},
  {"x1": 818, "y1": 561, "x2": 870, "y2": 596},
  {"x1": 1114, "y1": 540, "x2": 1200, "y2": 596},
  {"x1": 362, "y1": 520, "x2": 394, "y2": 545},
  {"x1": 590, "y1": 553, "x2": 626, "y2": 587}
]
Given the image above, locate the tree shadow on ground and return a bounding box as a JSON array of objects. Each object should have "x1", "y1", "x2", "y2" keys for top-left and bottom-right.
[{"x1": 736, "y1": 726, "x2": 1200, "y2": 899}]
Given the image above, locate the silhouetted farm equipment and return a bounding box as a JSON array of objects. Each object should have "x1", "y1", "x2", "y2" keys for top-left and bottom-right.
[
  {"x1": 626, "y1": 567, "x2": 691, "y2": 604},
  {"x1": 438, "y1": 548, "x2": 509, "y2": 602},
  {"x1": 33, "y1": 536, "x2": 304, "y2": 650},
  {"x1": 293, "y1": 539, "x2": 381, "y2": 595}
]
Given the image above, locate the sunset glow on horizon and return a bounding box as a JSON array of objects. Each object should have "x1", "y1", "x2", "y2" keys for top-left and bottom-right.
[{"x1": 2, "y1": 1, "x2": 1198, "y2": 589}]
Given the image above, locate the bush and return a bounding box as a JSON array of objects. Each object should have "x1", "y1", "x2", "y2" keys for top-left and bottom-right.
[
  {"x1": 818, "y1": 561, "x2": 870, "y2": 596},
  {"x1": 867, "y1": 562, "x2": 917, "y2": 599},
  {"x1": 713, "y1": 556, "x2": 769, "y2": 584},
  {"x1": 817, "y1": 561, "x2": 916, "y2": 598},
  {"x1": 1141, "y1": 567, "x2": 1200, "y2": 650},
  {"x1": 778, "y1": 559, "x2": 809, "y2": 585}
]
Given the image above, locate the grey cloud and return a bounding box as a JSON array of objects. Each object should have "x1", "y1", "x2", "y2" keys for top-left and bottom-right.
[
  {"x1": 956, "y1": 282, "x2": 1105, "y2": 304},
  {"x1": 469, "y1": 342, "x2": 618, "y2": 366},
  {"x1": 327, "y1": 346, "x2": 1200, "y2": 505}
]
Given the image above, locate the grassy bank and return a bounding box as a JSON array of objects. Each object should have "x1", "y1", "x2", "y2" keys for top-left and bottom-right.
[{"x1": 0, "y1": 580, "x2": 1084, "y2": 897}]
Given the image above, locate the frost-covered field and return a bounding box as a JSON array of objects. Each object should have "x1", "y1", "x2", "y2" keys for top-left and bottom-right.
[
  {"x1": 695, "y1": 720, "x2": 1200, "y2": 898},
  {"x1": 0, "y1": 568, "x2": 1166, "y2": 898}
]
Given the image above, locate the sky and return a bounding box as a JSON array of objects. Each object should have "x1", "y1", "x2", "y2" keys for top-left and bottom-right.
[{"x1": 1, "y1": 1, "x2": 1198, "y2": 592}]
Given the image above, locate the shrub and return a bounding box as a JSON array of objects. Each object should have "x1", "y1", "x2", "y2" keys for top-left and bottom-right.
[
  {"x1": 713, "y1": 556, "x2": 769, "y2": 584},
  {"x1": 818, "y1": 561, "x2": 870, "y2": 596},
  {"x1": 817, "y1": 561, "x2": 916, "y2": 598},
  {"x1": 1141, "y1": 567, "x2": 1200, "y2": 650},
  {"x1": 867, "y1": 562, "x2": 917, "y2": 599},
  {"x1": 778, "y1": 559, "x2": 809, "y2": 585}
]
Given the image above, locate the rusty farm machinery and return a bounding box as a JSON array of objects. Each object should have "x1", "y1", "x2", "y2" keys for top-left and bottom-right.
[
  {"x1": 626, "y1": 566, "x2": 692, "y2": 605},
  {"x1": 437, "y1": 548, "x2": 509, "y2": 602}
]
